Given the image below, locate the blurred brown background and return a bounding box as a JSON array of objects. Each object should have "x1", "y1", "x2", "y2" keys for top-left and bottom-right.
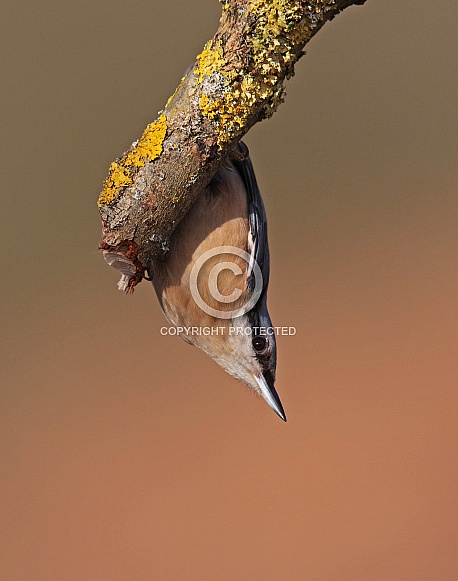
[{"x1": 1, "y1": 1, "x2": 457, "y2": 579}]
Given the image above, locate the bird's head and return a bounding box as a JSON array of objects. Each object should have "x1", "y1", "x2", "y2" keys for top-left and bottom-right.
[{"x1": 192, "y1": 299, "x2": 286, "y2": 422}]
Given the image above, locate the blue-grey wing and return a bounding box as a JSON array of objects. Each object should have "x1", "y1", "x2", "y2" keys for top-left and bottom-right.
[{"x1": 233, "y1": 143, "x2": 277, "y2": 375}]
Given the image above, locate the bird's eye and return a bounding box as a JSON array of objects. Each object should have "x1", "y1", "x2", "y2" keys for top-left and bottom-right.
[{"x1": 252, "y1": 336, "x2": 267, "y2": 352}]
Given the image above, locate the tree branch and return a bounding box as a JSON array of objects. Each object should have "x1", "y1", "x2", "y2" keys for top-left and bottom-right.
[{"x1": 98, "y1": 0, "x2": 368, "y2": 292}]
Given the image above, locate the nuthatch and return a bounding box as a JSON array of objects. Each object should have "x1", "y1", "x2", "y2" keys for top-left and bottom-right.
[{"x1": 151, "y1": 142, "x2": 286, "y2": 421}]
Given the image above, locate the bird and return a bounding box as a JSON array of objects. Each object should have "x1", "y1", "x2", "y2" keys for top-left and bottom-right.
[{"x1": 150, "y1": 141, "x2": 286, "y2": 421}]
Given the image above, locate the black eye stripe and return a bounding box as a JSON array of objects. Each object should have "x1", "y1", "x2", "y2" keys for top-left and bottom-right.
[{"x1": 252, "y1": 336, "x2": 267, "y2": 351}]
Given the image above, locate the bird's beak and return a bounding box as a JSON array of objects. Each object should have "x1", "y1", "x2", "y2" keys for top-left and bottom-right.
[{"x1": 254, "y1": 374, "x2": 287, "y2": 422}]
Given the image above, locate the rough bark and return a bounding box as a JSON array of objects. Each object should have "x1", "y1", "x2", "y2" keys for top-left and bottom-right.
[{"x1": 98, "y1": 0, "x2": 368, "y2": 292}]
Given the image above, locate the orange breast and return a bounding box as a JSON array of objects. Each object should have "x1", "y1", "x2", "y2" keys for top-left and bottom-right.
[{"x1": 151, "y1": 162, "x2": 250, "y2": 331}]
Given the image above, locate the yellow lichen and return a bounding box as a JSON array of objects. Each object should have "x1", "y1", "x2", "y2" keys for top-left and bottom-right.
[
  {"x1": 132, "y1": 115, "x2": 168, "y2": 164},
  {"x1": 98, "y1": 114, "x2": 167, "y2": 207},
  {"x1": 196, "y1": 40, "x2": 242, "y2": 146},
  {"x1": 199, "y1": 84, "x2": 254, "y2": 147},
  {"x1": 196, "y1": 40, "x2": 227, "y2": 83},
  {"x1": 166, "y1": 77, "x2": 185, "y2": 107},
  {"x1": 194, "y1": 1, "x2": 317, "y2": 147}
]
